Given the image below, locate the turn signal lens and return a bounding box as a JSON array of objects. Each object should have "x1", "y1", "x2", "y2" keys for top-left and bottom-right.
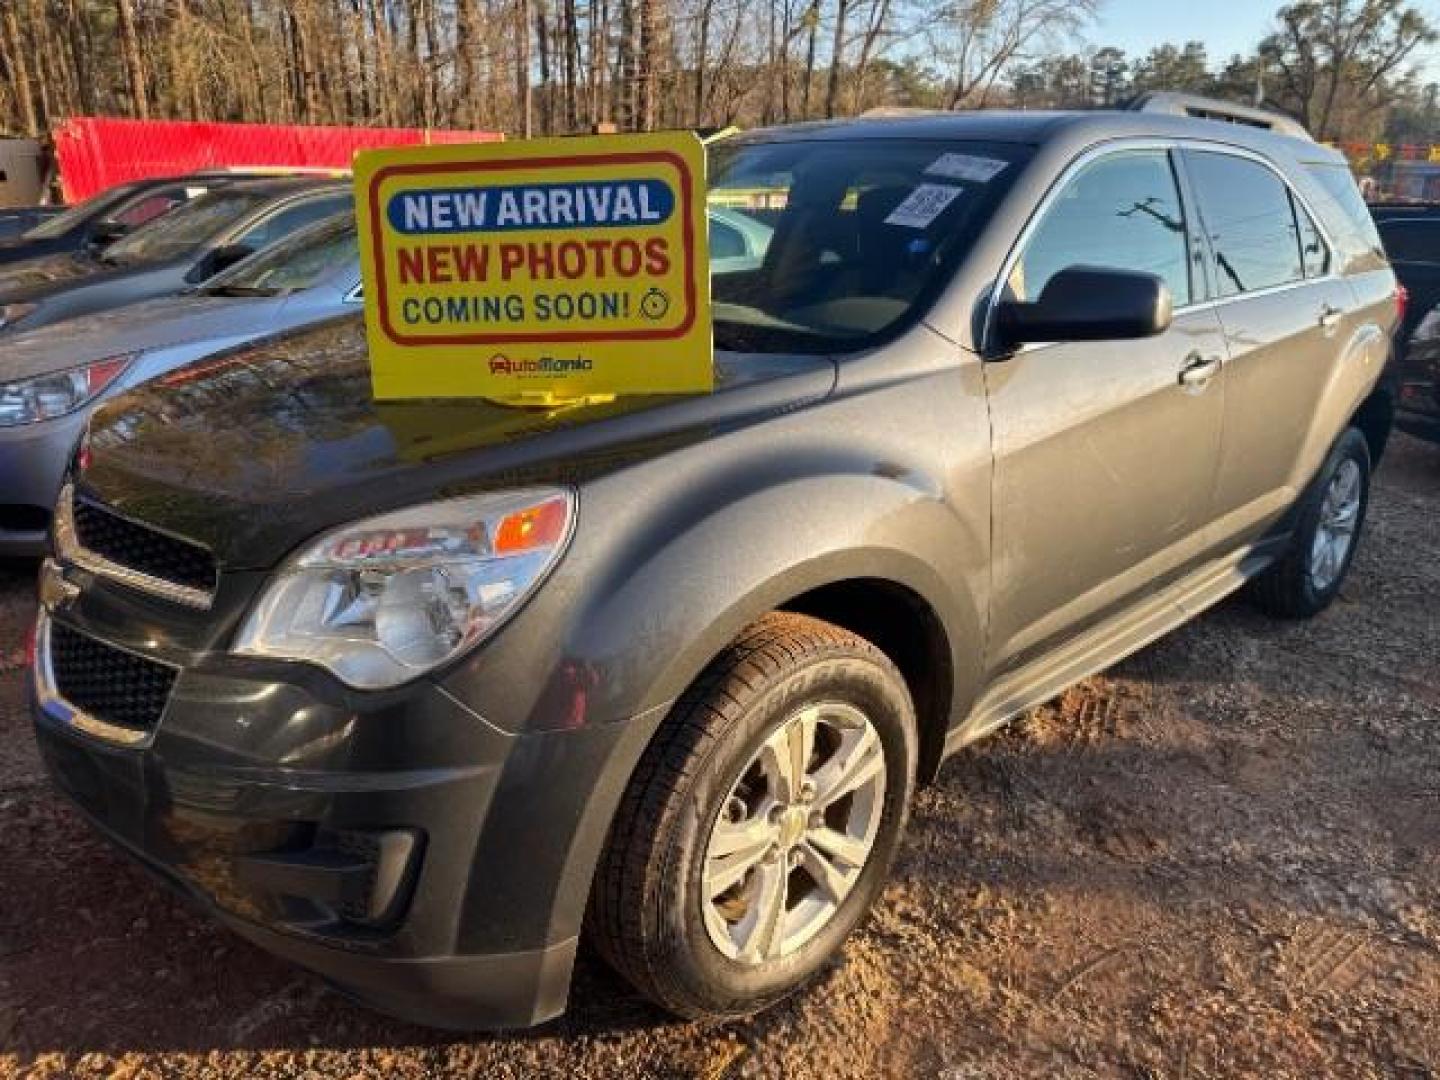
[{"x1": 494, "y1": 497, "x2": 570, "y2": 554}]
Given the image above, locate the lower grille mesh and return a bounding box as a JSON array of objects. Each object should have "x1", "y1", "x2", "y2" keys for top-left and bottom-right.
[{"x1": 49, "y1": 622, "x2": 177, "y2": 734}]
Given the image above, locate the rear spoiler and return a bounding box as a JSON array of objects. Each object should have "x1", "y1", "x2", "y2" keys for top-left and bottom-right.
[{"x1": 1128, "y1": 93, "x2": 1313, "y2": 141}]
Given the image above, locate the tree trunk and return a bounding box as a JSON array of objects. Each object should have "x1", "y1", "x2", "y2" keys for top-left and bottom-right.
[
  {"x1": 115, "y1": 0, "x2": 150, "y2": 119},
  {"x1": 637, "y1": 0, "x2": 659, "y2": 129},
  {"x1": 456, "y1": 0, "x2": 481, "y2": 127},
  {"x1": 368, "y1": 0, "x2": 394, "y2": 126},
  {"x1": 616, "y1": 0, "x2": 637, "y2": 128},
  {"x1": 537, "y1": 2, "x2": 552, "y2": 133},
  {"x1": 801, "y1": 1, "x2": 818, "y2": 119},
  {"x1": 824, "y1": 0, "x2": 851, "y2": 119},
  {"x1": 517, "y1": 0, "x2": 533, "y2": 136},
  {"x1": 851, "y1": 0, "x2": 890, "y2": 112},
  {"x1": 693, "y1": 0, "x2": 714, "y2": 124}
]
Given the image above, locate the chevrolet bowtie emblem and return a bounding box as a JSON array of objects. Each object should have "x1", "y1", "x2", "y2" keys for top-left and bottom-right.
[{"x1": 38, "y1": 558, "x2": 80, "y2": 613}]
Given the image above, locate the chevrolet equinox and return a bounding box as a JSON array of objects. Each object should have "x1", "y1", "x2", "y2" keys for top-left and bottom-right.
[{"x1": 30, "y1": 98, "x2": 1399, "y2": 1029}]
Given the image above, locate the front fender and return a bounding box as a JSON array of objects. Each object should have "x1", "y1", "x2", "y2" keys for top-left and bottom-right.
[{"x1": 445, "y1": 465, "x2": 987, "y2": 962}]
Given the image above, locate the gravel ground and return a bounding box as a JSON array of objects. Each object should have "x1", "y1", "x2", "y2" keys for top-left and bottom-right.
[{"x1": 2, "y1": 435, "x2": 1438, "y2": 1080}]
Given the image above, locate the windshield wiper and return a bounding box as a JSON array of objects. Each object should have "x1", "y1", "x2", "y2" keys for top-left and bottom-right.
[
  {"x1": 712, "y1": 317, "x2": 837, "y2": 355},
  {"x1": 203, "y1": 284, "x2": 283, "y2": 298}
]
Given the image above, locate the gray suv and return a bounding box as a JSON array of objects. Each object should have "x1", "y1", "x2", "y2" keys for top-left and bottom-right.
[{"x1": 30, "y1": 98, "x2": 1397, "y2": 1029}]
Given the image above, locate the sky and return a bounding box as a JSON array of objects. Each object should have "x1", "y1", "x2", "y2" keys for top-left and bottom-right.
[
  {"x1": 1085, "y1": 0, "x2": 1440, "y2": 77},
  {"x1": 1083, "y1": 0, "x2": 1282, "y2": 64}
]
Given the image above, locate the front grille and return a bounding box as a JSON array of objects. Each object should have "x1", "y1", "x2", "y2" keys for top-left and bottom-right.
[
  {"x1": 72, "y1": 498, "x2": 216, "y2": 594},
  {"x1": 49, "y1": 621, "x2": 178, "y2": 735}
]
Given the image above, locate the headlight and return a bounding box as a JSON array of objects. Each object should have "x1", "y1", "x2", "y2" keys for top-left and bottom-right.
[
  {"x1": 0, "y1": 302, "x2": 37, "y2": 330},
  {"x1": 233, "y1": 489, "x2": 575, "y2": 689},
  {"x1": 0, "y1": 354, "x2": 134, "y2": 427}
]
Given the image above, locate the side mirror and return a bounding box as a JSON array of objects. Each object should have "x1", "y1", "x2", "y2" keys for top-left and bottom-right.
[
  {"x1": 86, "y1": 218, "x2": 128, "y2": 246},
  {"x1": 191, "y1": 243, "x2": 255, "y2": 281},
  {"x1": 994, "y1": 266, "x2": 1173, "y2": 350}
]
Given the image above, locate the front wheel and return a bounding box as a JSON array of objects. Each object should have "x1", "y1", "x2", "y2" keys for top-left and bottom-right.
[
  {"x1": 1249, "y1": 427, "x2": 1372, "y2": 619},
  {"x1": 589, "y1": 612, "x2": 917, "y2": 1020}
]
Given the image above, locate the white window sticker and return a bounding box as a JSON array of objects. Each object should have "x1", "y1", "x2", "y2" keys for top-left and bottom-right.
[
  {"x1": 925, "y1": 153, "x2": 1009, "y2": 184},
  {"x1": 884, "y1": 184, "x2": 964, "y2": 229}
]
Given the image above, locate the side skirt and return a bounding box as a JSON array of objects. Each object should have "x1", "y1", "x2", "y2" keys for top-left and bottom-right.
[{"x1": 943, "y1": 537, "x2": 1287, "y2": 758}]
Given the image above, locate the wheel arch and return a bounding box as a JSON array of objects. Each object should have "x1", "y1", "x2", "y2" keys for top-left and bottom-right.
[{"x1": 1350, "y1": 381, "x2": 1395, "y2": 465}]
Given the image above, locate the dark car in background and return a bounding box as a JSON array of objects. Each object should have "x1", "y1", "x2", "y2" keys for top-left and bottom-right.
[
  {"x1": 29, "y1": 102, "x2": 1398, "y2": 1030},
  {"x1": 0, "y1": 173, "x2": 256, "y2": 269},
  {"x1": 0, "y1": 178, "x2": 352, "y2": 334},
  {"x1": 1372, "y1": 206, "x2": 1440, "y2": 443}
]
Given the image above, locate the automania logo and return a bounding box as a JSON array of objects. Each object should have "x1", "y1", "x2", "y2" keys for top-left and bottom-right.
[{"x1": 488, "y1": 354, "x2": 595, "y2": 377}]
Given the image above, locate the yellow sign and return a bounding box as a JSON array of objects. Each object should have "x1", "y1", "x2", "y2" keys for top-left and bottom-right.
[{"x1": 354, "y1": 132, "x2": 713, "y2": 402}]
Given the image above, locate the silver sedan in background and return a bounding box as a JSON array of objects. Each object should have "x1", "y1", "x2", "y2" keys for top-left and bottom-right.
[{"x1": 0, "y1": 213, "x2": 360, "y2": 554}]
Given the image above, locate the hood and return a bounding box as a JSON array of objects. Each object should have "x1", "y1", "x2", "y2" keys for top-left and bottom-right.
[
  {"x1": 79, "y1": 315, "x2": 838, "y2": 569},
  {"x1": 0, "y1": 292, "x2": 292, "y2": 381}
]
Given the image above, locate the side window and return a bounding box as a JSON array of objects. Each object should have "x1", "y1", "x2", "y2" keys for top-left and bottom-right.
[
  {"x1": 1186, "y1": 152, "x2": 1302, "y2": 298},
  {"x1": 1293, "y1": 195, "x2": 1330, "y2": 278},
  {"x1": 237, "y1": 194, "x2": 353, "y2": 251},
  {"x1": 1007, "y1": 149, "x2": 1192, "y2": 308}
]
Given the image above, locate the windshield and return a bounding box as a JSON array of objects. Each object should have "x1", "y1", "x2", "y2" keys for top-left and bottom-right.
[
  {"x1": 706, "y1": 138, "x2": 1031, "y2": 353},
  {"x1": 103, "y1": 190, "x2": 269, "y2": 266},
  {"x1": 21, "y1": 182, "x2": 145, "y2": 241},
  {"x1": 204, "y1": 214, "x2": 358, "y2": 296}
]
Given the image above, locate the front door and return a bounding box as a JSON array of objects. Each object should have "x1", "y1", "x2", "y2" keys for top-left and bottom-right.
[{"x1": 984, "y1": 147, "x2": 1227, "y2": 673}]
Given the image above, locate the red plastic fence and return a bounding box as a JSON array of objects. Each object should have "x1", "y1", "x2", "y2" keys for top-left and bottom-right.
[{"x1": 53, "y1": 117, "x2": 502, "y2": 202}]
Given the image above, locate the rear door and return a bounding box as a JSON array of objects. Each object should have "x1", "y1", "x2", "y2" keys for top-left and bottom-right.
[
  {"x1": 984, "y1": 146, "x2": 1229, "y2": 672},
  {"x1": 1180, "y1": 148, "x2": 1351, "y2": 547}
]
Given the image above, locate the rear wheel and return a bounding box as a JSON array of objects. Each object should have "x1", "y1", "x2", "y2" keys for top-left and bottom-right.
[
  {"x1": 589, "y1": 612, "x2": 917, "y2": 1020},
  {"x1": 1249, "y1": 427, "x2": 1371, "y2": 619}
]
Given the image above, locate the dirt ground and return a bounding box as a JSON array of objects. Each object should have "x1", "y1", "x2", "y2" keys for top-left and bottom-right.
[{"x1": 1, "y1": 435, "x2": 1438, "y2": 1080}]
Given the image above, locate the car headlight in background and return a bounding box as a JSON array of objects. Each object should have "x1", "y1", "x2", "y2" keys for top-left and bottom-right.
[
  {"x1": 0, "y1": 302, "x2": 37, "y2": 330},
  {"x1": 0, "y1": 354, "x2": 135, "y2": 427},
  {"x1": 234, "y1": 489, "x2": 575, "y2": 689}
]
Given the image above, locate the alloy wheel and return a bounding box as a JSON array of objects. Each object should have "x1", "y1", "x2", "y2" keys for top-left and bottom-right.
[
  {"x1": 1309, "y1": 458, "x2": 1363, "y2": 592},
  {"x1": 700, "y1": 701, "x2": 887, "y2": 964}
]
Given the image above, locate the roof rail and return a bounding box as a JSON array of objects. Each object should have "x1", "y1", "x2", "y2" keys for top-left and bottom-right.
[
  {"x1": 1128, "y1": 92, "x2": 1312, "y2": 141},
  {"x1": 858, "y1": 106, "x2": 948, "y2": 118}
]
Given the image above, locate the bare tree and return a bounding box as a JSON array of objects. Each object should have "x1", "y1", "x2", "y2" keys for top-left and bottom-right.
[
  {"x1": 933, "y1": 0, "x2": 1101, "y2": 109},
  {"x1": 1262, "y1": 0, "x2": 1436, "y2": 139}
]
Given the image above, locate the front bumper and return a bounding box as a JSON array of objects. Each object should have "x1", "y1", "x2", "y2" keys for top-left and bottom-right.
[{"x1": 30, "y1": 593, "x2": 636, "y2": 1030}]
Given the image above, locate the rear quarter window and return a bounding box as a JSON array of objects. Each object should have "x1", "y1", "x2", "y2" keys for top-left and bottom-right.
[{"x1": 1306, "y1": 163, "x2": 1384, "y2": 260}]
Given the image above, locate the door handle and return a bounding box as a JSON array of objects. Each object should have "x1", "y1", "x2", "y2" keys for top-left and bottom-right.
[
  {"x1": 1178, "y1": 353, "x2": 1222, "y2": 388},
  {"x1": 1319, "y1": 304, "x2": 1344, "y2": 331}
]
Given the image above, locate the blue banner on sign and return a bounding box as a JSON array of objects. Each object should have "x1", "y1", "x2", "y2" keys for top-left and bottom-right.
[{"x1": 386, "y1": 179, "x2": 676, "y2": 235}]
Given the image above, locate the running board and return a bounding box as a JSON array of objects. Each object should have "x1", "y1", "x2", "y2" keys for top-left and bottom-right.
[{"x1": 944, "y1": 543, "x2": 1279, "y2": 757}]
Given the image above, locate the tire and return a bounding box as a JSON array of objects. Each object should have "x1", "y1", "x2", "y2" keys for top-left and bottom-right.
[
  {"x1": 1249, "y1": 427, "x2": 1372, "y2": 619},
  {"x1": 589, "y1": 611, "x2": 918, "y2": 1020}
]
